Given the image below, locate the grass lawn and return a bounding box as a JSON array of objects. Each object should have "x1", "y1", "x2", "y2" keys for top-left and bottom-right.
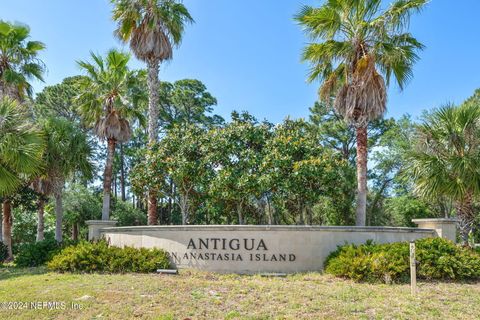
[{"x1": 1, "y1": 267, "x2": 479, "y2": 319}]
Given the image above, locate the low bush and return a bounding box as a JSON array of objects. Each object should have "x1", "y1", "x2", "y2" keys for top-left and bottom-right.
[
  {"x1": 324, "y1": 237, "x2": 480, "y2": 283},
  {"x1": 0, "y1": 241, "x2": 8, "y2": 263},
  {"x1": 15, "y1": 238, "x2": 66, "y2": 267},
  {"x1": 47, "y1": 240, "x2": 170, "y2": 273}
]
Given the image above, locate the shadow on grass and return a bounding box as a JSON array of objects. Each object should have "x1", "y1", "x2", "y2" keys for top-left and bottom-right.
[{"x1": 0, "y1": 265, "x2": 48, "y2": 281}]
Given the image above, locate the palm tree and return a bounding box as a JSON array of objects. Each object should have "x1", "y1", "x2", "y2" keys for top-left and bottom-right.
[
  {"x1": 407, "y1": 103, "x2": 480, "y2": 245},
  {"x1": 77, "y1": 49, "x2": 144, "y2": 220},
  {"x1": 296, "y1": 0, "x2": 426, "y2": 226},
  {"x1": 111, "y1": 0, "x2": 194, "y2": 225},
  {"x1": 0, "y1": 20, "x2": 45, "y2": 100},
  {"x1": 36, "y1": 117, "x2": 93, "y2": 242},
  {"x1": 0, "y1": 97, "x2": 44, "y2": 259},
  {"x1": 31, "y1": 178, "x2": 52, "y2": 242}
]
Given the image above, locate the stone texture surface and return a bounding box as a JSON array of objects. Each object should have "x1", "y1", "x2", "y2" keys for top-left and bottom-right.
[
  {"x1": 412, "y1": 218, "x2": 458, "y2": 242},
  {"x1": 86, "y1": 220, "x2": 118, "y2": 240},
  {"x1": 98, "y1": 225, "x2": 435, "y2": 274}
]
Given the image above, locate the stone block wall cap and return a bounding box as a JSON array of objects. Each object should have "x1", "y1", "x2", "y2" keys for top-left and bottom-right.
[
  {"x1": 412, "y1": 218, "x2": 459, "y2": 223},
  {"x1": 86, "y1": 220, "x2": 118, "y2": 225}
]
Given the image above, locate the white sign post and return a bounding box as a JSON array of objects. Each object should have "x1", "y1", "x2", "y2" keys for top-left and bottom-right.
[{"x1": 410, "y1": 241, "x2": 417, "y2": 295}]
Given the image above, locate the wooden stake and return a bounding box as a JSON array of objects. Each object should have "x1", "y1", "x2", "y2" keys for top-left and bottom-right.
[{"x1": 410, "y1": 241, "x2": 416, "y2": 295}]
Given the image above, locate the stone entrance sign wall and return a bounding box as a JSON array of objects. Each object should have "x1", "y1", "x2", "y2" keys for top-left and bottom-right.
[{"x1": 93, "y1": 225, "x2": 437, "y2": 274}]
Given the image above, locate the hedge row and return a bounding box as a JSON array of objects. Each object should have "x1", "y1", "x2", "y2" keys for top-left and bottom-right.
[
  {"x1": 47, "y1": 240, "x2": 170, "y2": 273},
  {"x1": 324, "y1": 237, "x2": 480, "y2": 283}
]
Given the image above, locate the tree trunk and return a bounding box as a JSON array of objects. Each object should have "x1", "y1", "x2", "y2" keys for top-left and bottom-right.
[
  {"x1": 307, "y1": 207, "x2": 313, "y2": 225},
  {"x1": 0, "y1": 204, "x2": 2, "y2": 242},
  {"x1": 102, "y1": 138, "x2": 116, "y2": 220},
  {"x1": 237, "y1": 202, "x2": 244, "y2": 225},
  {"x1": 147, "y1": 191, "x2": 158, "y2": 225},
  {"x1": 180, "y1": 193, "x2": 189, "y2": 225},
  {"x1": 36, "y1": 199, "x2": 45, "y2": 242},
  {"x1": 55, "y1": 191, "x2": 63, "y2": 243},
  {"x1": 114, "y1": 173, "x2": 117, "y2": 200},
  {"x1": 120, "y1": 143, "x2": 126, "y2": 201},
  {"x1": 2, "y1": 200, "x2": 13, "y2": 261},
  {"x1": 266, "y1": 197, "x2": 273, "y2": 225},
  {"x1": 147, "y1": 59, "x2": 160, "y2": 225},
  {"x1": 355, "y1": 126, "x2": 368, "y2": 226},
  {"x1": 456, "y1": 193, "x2": 475, "y2": 246},
  {"x1": 72, "y1": 223, "x2": 78, "y2": 241}
]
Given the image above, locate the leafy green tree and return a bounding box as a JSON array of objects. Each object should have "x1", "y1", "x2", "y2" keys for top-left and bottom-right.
[
  {"x1": 35, "y1": 76, "x2": 86, "y2": 122},
  {"x1": 0, "y1": 97, "x2": 44, "y2": 259},
  {"x1": 207, "y1": 112, "x2": 272, "y2": 224},
  {"x1": 111, "y1": 199, "x2": 147, "y2": 227},
  {"x1": 296, "y1": 0, "x2": 426, "y2": 225},
  {"x1": 407, "y1": 103, "x2": 480, "y2": 244},
  {"x1": 76, "y1": 49, "x2": 144, "y2": 220},
  {"x1": 63, "y1": 184, "x2": 101, "y2": 240},
  {"x1": 384, "y1": 195, "x2": 432, "y2": 227},
  {"x1": 262, "y1": 119, "x2": 345, "y2": 225},
  {"x1": 131, "y1": 125, "x2": 211, "y2": 224},
  {"x1": 159, "y1": 79, "x2": 223, "y2": 130},
  {"x1": 111, "y1": 0, "x2": 194, "y2": 225},
  {"x1": 0, "y1": 21, "x2": 45, "y2": 100}
]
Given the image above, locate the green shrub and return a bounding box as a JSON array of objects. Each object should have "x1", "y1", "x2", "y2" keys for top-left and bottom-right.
[
  {"x1": 0, "y1": 241, "x2": 8, "y2": 263},
  {"x1": 325, "y1": 237, "x2": 480, "y2": 283},
  {"x1": 14, "y1": 239, "x2": 65, "y2": 267},
  {"x1": 47, "y1": 240, "x2": 170, "y2": 273}
]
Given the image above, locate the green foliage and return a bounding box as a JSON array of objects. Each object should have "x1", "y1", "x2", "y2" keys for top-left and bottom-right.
[
  {"x1": 406, "y1": 103, "x2": 480, "y2": 242},
  {"x1": 0, "y1": 20, "x2": 46, "y2": 99},
  {"x1": 325, "y1": 238, "x2": 480, "y2": 283},
  {"x1": 63, "y1": 184, "x2": 101, "y2": 224},
  {"x1": 76, "y1": 49, "x2": 145, "y2": 134},
  {"x1": 111, "y1": 200, "x2": 147, "y2": 226},
  {"x1": 14, "y1": 238, "x2": 63, "y2": 267},
  {"x1": 384, "y1": 196, "x2": 433, "y2": 227},
  {"x1": 47, "y1": 240, "x2": 170, "y2": 273},
  {"x1": 0, "y1": 242, "x2": 8, "y2": 263},
  {"x1": 111, "y1": 0, "x2": 194, "y2": 62},
  {"x1": 12, "y1": 205, "x2": 39, "y2": 248},
  {"x1": 35, "y1": 76, "x2": 86, "y2": 122},
  {"x1": 0, "y1": 97, "x2": 45, "y2": 197},
  {"x1": 158, "y1": 79, "x2": 223, "y2": 129}
]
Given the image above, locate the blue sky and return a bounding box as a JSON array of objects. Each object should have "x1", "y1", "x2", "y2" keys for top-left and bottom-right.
[{"x1": 2, "y1": 0, "x2": 480, "y2": 123}]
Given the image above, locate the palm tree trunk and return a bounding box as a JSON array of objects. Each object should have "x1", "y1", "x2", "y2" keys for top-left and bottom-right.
[
  {"x1": 180, "y1": 193, "x2": 189, "y2": 225},
  {"x1": 147, "y1": 59, "x2": 160, "y2": 225},
  {"x1": 102, "y1": 138, "x2": 116, "y2": 220},
  {"x1": 148, "y1": 194, "x2": 158, "y2": 225},
  {"x1": 456, "y1": 193, "x2": 475, "y2": 246},
  {"x1": 36, "y1": 199, "x2": 45, "y2": 242},
  {"x1": 355, "y1": 125, "x2": 368, "y2": 226},
  {"x1": 120, "y1": 143, "x2": 126, "y2": 201},
  {"x1": 2, "y1": 200, "x2": 13, "y2": 261},
  {"x1": 55, "y1": 191, "x2": 63, "y2": 242}
]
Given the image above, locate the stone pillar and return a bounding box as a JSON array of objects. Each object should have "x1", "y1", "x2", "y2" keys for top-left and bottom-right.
[
  {"x1": 412, "y1": 218, "x2": 458, "y2": 242},
  {"x1": 86, "y1": 220, "x2": 117, "y2": 241}
]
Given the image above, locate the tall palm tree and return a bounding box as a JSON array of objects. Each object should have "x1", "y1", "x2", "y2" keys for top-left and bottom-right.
[
  {"x1": 0, "y1": 20, "x2": 45, "y2": 100},
  {"x1": 111, "y1": 0, "x2": 194, "y2": 225},
  {"x1": 0, "y1": 97, "x2": 44, "y2": 259},
  {"x1": 407, "y1": 103, "x2": 480, "y2": 245},
  {"x1": 37, "y1": 117, "x2": 93, "y2": 242},
  {"x1": 296, "y1": 0, "x2": 426, "y2": 226},
  {"x1": 77, "y1": 49, "x2": 144, "y2": 220}
]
